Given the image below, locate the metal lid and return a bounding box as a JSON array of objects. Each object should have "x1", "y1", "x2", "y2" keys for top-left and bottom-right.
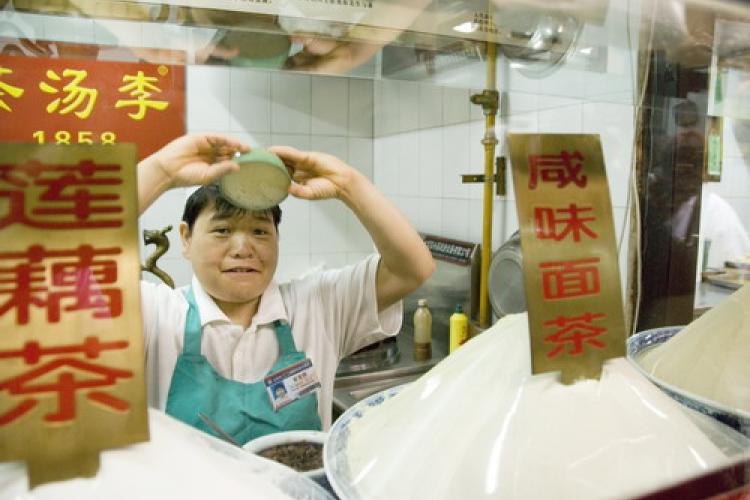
[{"x1": 488, "y1": 231, "x2": 527, "y2": 318}]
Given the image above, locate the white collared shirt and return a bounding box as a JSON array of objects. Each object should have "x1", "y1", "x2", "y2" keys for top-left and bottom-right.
[{"x1": 140, "y1": 254, "x2": 402, "y2": 429}]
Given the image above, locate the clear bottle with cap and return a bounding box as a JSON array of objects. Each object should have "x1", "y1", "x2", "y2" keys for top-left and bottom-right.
[
  {"x1": 449, "y1": 304, "x2": 469, "y2": 353},
  {"x1": 413, "y1": 299, "x2": 432, "y2": 361}
]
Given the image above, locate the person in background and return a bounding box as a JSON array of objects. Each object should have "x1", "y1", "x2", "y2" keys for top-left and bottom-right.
[{"x1": 137, "y1": 133, "x2": 434, "y2": 444}]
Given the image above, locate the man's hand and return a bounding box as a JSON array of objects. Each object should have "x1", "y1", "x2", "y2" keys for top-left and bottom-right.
[
  {"x1": 138, "y1": 133, "x2": 249, "y2": 214},
  {"x1": 148, "y1": 133, "x2": 249, "y2": 189},
  {"x1": 270, "y1": 146, "x2": 354, "y2": 201}
]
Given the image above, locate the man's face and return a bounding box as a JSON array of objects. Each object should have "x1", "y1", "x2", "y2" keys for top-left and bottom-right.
[{"x1": 180, "y1": 204, "x2": 278, "y2": 306}]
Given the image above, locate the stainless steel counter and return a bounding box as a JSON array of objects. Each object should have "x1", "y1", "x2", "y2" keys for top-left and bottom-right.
[
  {"x1": 694, "y1": 281, "x2": 734, "y2": 317},
  {"x1": 332, "y1": 329, "x2": 448, "y2": 418}
]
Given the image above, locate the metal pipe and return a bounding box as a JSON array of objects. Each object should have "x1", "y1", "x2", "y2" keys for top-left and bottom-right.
[{"x1": 479, "y1": 41, "x2": 498, "y2": 328}]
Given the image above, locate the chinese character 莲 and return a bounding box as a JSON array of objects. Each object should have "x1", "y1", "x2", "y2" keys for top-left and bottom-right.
[{"x1": 0, "y1": 159, "x2": 123, "y2": 230}]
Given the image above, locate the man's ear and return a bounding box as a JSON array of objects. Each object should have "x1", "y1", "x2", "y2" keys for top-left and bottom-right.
[{"x1": 179, "y1": 221, "x2": 191, "y2": 257}]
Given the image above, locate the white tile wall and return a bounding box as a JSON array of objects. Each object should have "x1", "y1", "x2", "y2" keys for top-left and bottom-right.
[
  {"x1": 348, "y1": 79, "x2": 374, "y2": 138},
  {"x1": 271, "y1": 73, "x2": 311, "y2": 135},
  {"x1": 442, "y1": 86, "x2": 470, "y2": 125},
  {"x1": 398, "y1": 132, "x2": 420, "y2": 197},
  {"x1": 14, "y1": 9, "x2": 749, "y2": 302},
  {"x1": 348, "y1": 137, "x2": 374, "y2": 180},
  {"x1": 417, "y1": 128, "x2": 443, "y2": 198},
  {"x1": 310, "y1": 199, "x2": 349, "y2": 254},
  {"x1": 418, "y1": 83, "x2": 442, "y2": 129},
  {"x1": 312, "y1": 76, "x2": 348, "y2": 136},
  {"x1": 441, "y1": 124, "x2": 470, "y2": 199},
  {"x1": 187, "y1": 65, "x2": 231, "y2": 132},
  {"x1": 229, "y1": 69, "x2": 271, "y2": 133},
  {"x1": 370, "y1": 19, "x2": 642, "y2": 307}
]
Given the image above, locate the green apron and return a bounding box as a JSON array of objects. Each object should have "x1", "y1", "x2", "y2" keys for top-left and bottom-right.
[{"x1": 165, "y1": 287, "x2": 322, "y2": 445}]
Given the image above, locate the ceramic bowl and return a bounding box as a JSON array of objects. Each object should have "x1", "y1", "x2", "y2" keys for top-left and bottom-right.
[
  {"x1": 324, "y1": 384, "x2": 407, "y2": 500},
  {"x1": 243, "y1": 430, "x2": 328, "y2": 483},
  {"x1": 219, "y1": 148, "x2": 290, "y2": 210},
  {"x1": 627, "y1": 326, "x2": 749, "y2": 437}
]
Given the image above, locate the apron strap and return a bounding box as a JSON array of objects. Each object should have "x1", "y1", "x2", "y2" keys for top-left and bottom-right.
[
  {"x1": 182, "y1": 287, "x2": 203, "y2": 356},
  {"x1": 273, "y1": 320, "x2": 297, "y2": 356}
]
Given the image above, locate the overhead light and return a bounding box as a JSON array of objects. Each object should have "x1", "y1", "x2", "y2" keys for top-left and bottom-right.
[
  {"x1": 580, "y1": 46, "x2": 593, "y2": 55},
  {"x1": 453, "y1": 21, "x2": 478, "y2": 33}
]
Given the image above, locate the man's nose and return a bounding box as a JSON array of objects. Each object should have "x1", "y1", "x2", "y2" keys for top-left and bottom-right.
[{"x1": 229, "y1": 232, "x2": 256, "y2": 257}]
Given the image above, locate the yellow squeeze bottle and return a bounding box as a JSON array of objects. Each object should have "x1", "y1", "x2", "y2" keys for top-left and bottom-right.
[{"x1": 449, "y1": 304, "x2": 469, "y2": 353}]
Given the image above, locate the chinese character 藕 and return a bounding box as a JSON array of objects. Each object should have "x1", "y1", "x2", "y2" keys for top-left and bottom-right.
[
  {"x1": 0, "y1": 244, "x2": 123, "y2": 324},
  {"x1": 543, "y1": 312, "x2": 607, "y2": 358},
  {"x1": 115, "y1": 70, "x2": 169, "y2": 120},
  {"x1": 0, "y1": 337, "x2": 132, "y2": 425},
  {"x1": 0, "y1": 159, "x2": 123, "y2": 229},
  {"x1": 39, "y1": 69, "x2": 98, "y2": 119},
  {"x1": 528, "y1": 150, "x2": 587, "y2": 189},
  {"x1": 534, "y1": 204, "x2": 598, "y2": 242},
  {"x1": 0, "y1": 66, "x2": 24, "y2": 113},
  {"x1": 540, "y1": 257, "x2": 600, "y2": 299}
]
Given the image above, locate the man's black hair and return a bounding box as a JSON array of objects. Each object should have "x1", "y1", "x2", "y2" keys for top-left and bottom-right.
[{"x1": 182, "y1": 184, "x2": 282, "y2": 232}]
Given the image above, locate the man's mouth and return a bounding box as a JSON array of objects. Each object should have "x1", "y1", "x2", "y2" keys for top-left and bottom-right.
[{"x1": 223, "y1": 267, "x2": 259, "y2": 273}]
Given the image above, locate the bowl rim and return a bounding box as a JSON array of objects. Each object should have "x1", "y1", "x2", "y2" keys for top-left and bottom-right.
[
  {"x1": 627, "y1": 326, "x2": 750, "y2": 420},
  {"x1": 233, "y1": 148, "x2": 288, "y2": 172},
  {"x1": 219, "y1": 148, "x2": 291, "y2": 209},
  {"x1": 242, "y1": 430, "x2": 328, "y2": 477}
]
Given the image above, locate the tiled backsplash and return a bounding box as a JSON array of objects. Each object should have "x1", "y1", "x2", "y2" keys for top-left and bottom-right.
[
  {"x1": 3, "y1": 10, "x2": 748, "y2": 294},
  {"x1": 372, "y1": 76, "x2": 637, "y2": 296}
]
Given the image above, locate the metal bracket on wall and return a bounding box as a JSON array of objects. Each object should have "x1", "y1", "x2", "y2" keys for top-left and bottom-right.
[{"x1": 461, "y1": 156, "x2": 507, "y2": 196}]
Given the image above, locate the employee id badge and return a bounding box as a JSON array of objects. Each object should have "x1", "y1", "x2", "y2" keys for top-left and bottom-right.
[{"x1": 264, "y1": 358, "x2": 321, "y2": 411}]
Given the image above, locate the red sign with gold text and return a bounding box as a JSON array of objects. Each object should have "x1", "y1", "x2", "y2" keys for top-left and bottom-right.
[{"x1": 0, "y1": 53, "x2": 184, "y2": 159}]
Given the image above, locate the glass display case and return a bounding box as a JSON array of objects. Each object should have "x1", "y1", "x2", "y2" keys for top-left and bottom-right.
[
  {"x1": 3, "y1": 0, "x2": 747, "y2": 323},
  {"x1": 0, "y1": 0, "x2": 748, "y2": 497}
]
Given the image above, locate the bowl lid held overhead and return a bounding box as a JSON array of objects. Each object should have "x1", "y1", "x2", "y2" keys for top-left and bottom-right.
[{"x1": 219, "y1": 149, "x2": 291, "y2": 210}]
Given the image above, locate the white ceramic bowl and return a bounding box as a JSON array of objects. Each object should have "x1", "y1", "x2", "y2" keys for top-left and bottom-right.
[{"x1": 243, "y1": 430, "x2": 328, "y2": 480}]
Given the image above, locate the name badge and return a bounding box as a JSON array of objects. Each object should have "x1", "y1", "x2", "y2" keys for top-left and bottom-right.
[{"x1": 264, "y1": 358, "x2": 321, "y2": 411}]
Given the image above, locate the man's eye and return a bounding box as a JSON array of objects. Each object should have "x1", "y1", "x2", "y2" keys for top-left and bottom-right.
[
  {"x1": 213, "y1": 227, "x2": 230, "y2": 235},
  {"x1": 253, "y1": 228, "x2": 268, "y2": 236}
]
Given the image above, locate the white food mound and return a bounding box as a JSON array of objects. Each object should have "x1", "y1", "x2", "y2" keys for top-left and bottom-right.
[
  {"x1": 0, "y1": 410, "x2": 305, "y2": 500},
  {"x1": 345, "y1": 314, "x2": 739, "y2": 500},
  {"x1": 639, "y1": 284, "x2": 750, "y2": 413},
  {"x1": 221, "y1": 161, "x2": 289, "y2": 210}
]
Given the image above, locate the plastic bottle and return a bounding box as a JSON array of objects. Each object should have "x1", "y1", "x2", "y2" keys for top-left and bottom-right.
[
  {"x1": 413, "y1": 299, "x2": 432, "y2": 361},
  {"x1": 449, "y1": 304, "x2": 469, "y2": 353}
]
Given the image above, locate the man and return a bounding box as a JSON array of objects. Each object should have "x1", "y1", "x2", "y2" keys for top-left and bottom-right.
[{"x1": 137, "y1": 133, "x2": 434, "y2": 444}]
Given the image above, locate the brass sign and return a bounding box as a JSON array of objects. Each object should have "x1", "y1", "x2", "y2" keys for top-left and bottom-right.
[
  {"x1": 508, "y1": 134, "x2": 625, "y2": 384},
  {"x1": 0, "y1": 144, "x2": 148, "y2": 486}
]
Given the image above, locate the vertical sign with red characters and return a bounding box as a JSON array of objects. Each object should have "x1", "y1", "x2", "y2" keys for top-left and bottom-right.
[
  {"x1": 508, "y1": 134, "x2": 625, "y2": 384},
  {"x1": 0, "y1": 144, "x2": 148, "y2": 487}
]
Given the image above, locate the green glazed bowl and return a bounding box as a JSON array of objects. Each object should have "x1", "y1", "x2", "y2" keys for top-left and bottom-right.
[{"x1": 219, "y1": 148, "x2": 290, "y2": 210}]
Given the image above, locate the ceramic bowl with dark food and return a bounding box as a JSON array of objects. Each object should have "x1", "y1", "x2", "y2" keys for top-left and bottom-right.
[
  {"x1": 627, "y1": 326, "x2": 750, "y2": 437},
  {"x1": 244, "y1": 431, "x2": 328, "y2": 483}
]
